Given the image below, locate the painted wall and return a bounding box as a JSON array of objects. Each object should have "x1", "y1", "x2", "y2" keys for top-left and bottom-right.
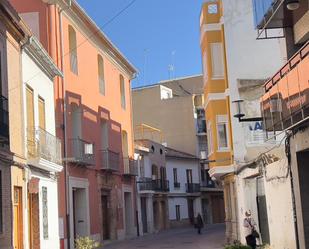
[
  {"x1": 133, "y1": 85, "x2": 198, "y2": 156},
  {"x1": 168, "y1": 197, "x2": 189, "y2": 220},
  {"x1": 21, "y1": 51, "x2": 56, "y2": 135},
  {"x1": 222, "y1": 0, "x2": 284, "y2": 163},
  {"x1": 166, "y1": 158, "x2": 200, "y2": 193}
]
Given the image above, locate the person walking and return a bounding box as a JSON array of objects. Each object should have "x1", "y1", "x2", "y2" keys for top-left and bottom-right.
[
  {"x1": 244, "y1": 210, "x2": 259, "y2": 249},
  {"x1": 195, "y1": 213, "x2": 204, "y2": 234}
]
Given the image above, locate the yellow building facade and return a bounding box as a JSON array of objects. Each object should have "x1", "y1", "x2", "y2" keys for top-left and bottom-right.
[{"x1": 200, "y1": 0, "x2": 237, "y2": 241}]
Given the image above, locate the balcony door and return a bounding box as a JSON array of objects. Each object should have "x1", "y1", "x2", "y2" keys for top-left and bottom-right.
[
  {"x1": 72, "y1": 105, "x2": 81, "y2": 139},
  {"x1": 122, "y1": 130, "x2": 129, "y2": 173},
  {"x1": 101, "y1": 121, "x2": 109, "y2": 151},
  {"x1": 186, "y1": 169, "x2": 193, "y2": 184},
  {"x1": 26, "y1": 86, "x2": 35, "y2": 157}
]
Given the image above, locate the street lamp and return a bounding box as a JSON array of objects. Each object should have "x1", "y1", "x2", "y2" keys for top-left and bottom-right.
[
  {"x1": 232, "y1": 100, "x2": 263, "y2": 123},
  {"x1": 286, "y1": 0, "x2": 300, "y2": 10}
]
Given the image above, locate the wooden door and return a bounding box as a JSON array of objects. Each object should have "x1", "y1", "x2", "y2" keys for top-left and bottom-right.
[
  {"x1": 211, "y1": 195, "x2": 225, "y2": 223},
  {"x1": 101, "y1": 195, "x2": 110, "y2": 239},
  {"x1": 13, "y1": 187, "x2": 23, "y2": 249},
  {"x1": 141, "y1": 197, "x2": 148, "y2": 233},
  {"x1": 187, "y1": 199, "x2": 194, "y2": 224}
]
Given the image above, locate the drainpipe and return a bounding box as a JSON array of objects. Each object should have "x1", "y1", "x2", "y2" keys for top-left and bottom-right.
[{"x1": 58, "y1": 1, "x2": 72, "y2": 248}]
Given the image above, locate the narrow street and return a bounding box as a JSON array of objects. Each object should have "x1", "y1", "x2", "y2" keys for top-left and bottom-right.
[{"x1": 104, "y1": 224, "x2": 225, "y2": 249}]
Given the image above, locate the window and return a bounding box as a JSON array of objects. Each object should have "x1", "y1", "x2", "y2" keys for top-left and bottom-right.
[
  {"x1": 173, "y1": 168, "x2": 178, "y2": 183},
  {"x1": 208, "y1": 4, "x2": 218, "y2": 14},
  {"x1": 210, "y1": 43, "x2": 224, "y2": 79},
  {"x1": 120, "y1": 74, "x2": 126, "y2": 109},
  {"x1": 68, "y1": 25, "x2": 78, "y2": 74},
  {"x1": 176, "y1": 205, "x2": 180, "y2": 221},
  {"x1": 38, "y1": 96, "x2": 46, "y2": 130},
  {"x1": 98, "y1": 55, "x2": 105, "y2": 95},
  {"x1": 186, "y1": 169, "x2": 193, "y2": 184},
  {"x1": 0, "y1": 170, "x2": 2, "y2": 233},
  {"x1": 160, "y1": 86, "x2": 173, "y2": 100},
  {"x1": 207, "y1": 121, "x2": 213, "y2": 155},
  {"x1": 42, "y1": 187, "x2": 48, "y2": 239},
  {"x1": 217, "y1": 115, "x2": 229, "y2": 150}
]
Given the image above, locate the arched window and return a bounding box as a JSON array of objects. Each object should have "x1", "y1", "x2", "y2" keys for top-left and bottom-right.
[
  {"x1": 120, "y1": 74, "x2": 126, "y2": 109},
  {"x1": 97, "y1": 54, "x2": 105, "y2": 95},
  {"x1": 68, "y1": 25, "x2": 78, "y2": 74}
]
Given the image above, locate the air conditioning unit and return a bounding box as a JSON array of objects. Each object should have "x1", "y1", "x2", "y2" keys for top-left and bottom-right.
[{"x1": 200, "y1": 151, "x2": 207, "y2": 160}]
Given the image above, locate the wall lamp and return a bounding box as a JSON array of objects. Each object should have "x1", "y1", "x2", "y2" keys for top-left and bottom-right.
[
  {"x1": 286, "y1": 0, "x2": 300, "y2": 11},
  {"x1": 232, "y1": 100, "x2": 263, "y2": 123}
]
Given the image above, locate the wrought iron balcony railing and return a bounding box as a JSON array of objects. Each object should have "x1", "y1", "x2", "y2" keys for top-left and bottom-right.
[
  {"x1": 200, "y1": 181, "x2": 215, "y2": 189},
  {"x1": 186, "y1": 183, "x2": 201, "y2": 193},
  {"x1": 100, "y1": 149, "x2": 120, "y2": 171},
  {"x1": 123, "y1": 157, "x2": 138, "y2": 176},
  {"x1": 0, "y1": 96, "x2": 9, "y2": 143},
  {"x1": 27, "y1": 127, "x2": 62, "y2": 165},
  {"x1": 138, "y1": 178, "x2": 170, "y2": 192},
  {"x1": 67, "y1": 138, "x2": 95, "y2": 166}
]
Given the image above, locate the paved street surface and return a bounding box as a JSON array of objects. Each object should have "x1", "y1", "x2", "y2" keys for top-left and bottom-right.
[{"x1": 103, "y1": 224, "x2": 225, "y2": 249}]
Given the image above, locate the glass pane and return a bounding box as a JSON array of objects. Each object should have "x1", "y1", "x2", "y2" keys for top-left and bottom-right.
[{"x1": 218, "y1": 123, "x2": 228, "y2": 148}]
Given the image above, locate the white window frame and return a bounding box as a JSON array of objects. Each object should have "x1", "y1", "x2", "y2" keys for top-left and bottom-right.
[
  {"x1": 216, "y1": 115, "x2": 229, "y2": 151},
  {"x1": 210, "y1": 43, "x2": 224, "y2": 80},
  {"x1": 207, "y1": 121, "x2": 213, "y2": 155},
  {"x1": 160, "y1": 85, "x2": 173, "y2": 100}
]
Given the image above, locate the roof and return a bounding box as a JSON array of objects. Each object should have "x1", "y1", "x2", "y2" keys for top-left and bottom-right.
[
  {"x1": 133, "y1": 74, "x2": 204, "y2": 96},
  {"x1": 165, "y1": 147, "x2": 198, "y2": 160}
]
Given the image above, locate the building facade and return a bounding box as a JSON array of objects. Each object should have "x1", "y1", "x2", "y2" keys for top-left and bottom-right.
[
  {"x1": 132, "y1": 75, "x2": 224, "y2": 225},
  {"x1": 165, "y1": 148, "x2": 202, "y2": 227},
  {"x1": 256, "y1": 0, "x2": 309, "y2": 248},
  {"x1": 22, "y1": 36, "x2": 63, "y2": 249},
  {"x1": 10, "y1": 0, "x2": 138, "y2": 248},
  {"x1": 135, "y1": 139, "x2": 170, "y2": 235},
  {"x1": 200, "y1": 0, "x2": 286, "y2": 245},
  {"x1": 0, "y1": 1, "x2": 27, "y2": 248}
]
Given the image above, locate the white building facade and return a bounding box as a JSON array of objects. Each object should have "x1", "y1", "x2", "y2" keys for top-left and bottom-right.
[
  {"x1": 220, "y1": 0, "x2": 295, "y2": 247},
  {"x1": 165, "y1": 148, "x2": 202, "y2": 227},
  {"x1": 135, "y1": 140, "x2": 170, "y2": 236},
  {"x1": 22, "y1": 36, "x2": 63, "y2": 249}
]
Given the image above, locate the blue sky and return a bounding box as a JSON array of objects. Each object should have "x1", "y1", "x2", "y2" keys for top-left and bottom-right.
[{"x1": 77, "y1": 0, "x2": 205, "y2": 88}]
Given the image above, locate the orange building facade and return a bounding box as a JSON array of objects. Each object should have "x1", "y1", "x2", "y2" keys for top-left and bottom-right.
[{"x1": 10, "y1": 0, "x2": 138, "y2": 248}]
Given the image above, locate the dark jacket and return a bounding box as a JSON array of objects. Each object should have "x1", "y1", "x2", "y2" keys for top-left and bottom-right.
[{"x1": 196, "y1": 214, "x2": 204, "y2": 228}]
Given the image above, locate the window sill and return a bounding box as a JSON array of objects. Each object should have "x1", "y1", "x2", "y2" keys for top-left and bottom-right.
[{"x1": 217, "y1": 148, "x2": 230, "y2": 152}]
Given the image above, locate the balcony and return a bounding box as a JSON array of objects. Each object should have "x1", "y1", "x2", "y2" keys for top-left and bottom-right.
[
  {"x1": 261, "y1": 41, "x2": 309, "y2": 134},
  {"x1": 0, "y1": 96, "x2": 9, "y2": 144},
  {"x1": 67, "y1": 138, "x2": 95, "y2": 166},
  {"x1": 186, "y1": 183, "x2": 201, "y2": 193},
  {"x1": 201, "y1": 180, "x2": 215, "y2": 189},
  {"x1": 138, "y1": 178, "x2": 169, "y2": 192},
  {"x1": 27, "y1": 127, "x2": 62, "y2": 172},
  {"x1": 197, "y1": 119, "x2": 207, "y2": 136},
  {"x1": 100, "y1": 149, "x2": 119, "y2": 171},
  {"x1": 123, "y1": 157, "x2": 138, "y2": 176},
  {"x1": 252, "y1": 0, "x2": 308, "y2": 38}
]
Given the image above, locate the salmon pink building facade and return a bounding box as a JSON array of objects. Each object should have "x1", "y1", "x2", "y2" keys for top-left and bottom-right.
[{"x1": 10, "y1": 0, "x2": 138, "y2": 248}]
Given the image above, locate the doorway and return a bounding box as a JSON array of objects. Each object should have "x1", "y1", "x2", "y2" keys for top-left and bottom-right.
[
  {"x1": 72, "y1": 188, "x2": 87, "y2": 239},
  {"x1": 124, "y1": 192, "x2": 133, "y2": 236},
  {"x1": 13, "y1": 187, "x2": 23, "y2": 249},
  {"x1": 296, "y1": 151, "x2": 309, "y2": 248},
  {"x1": 101, "y1": 194, "x2": 110, "y2": 240},
  {"x1": 187, "y1": 198, "x2": 194, "y2": 224},
  {"x1": 141, "y1": 197, "x2": 148, "y2": 233},
  {"x1": 211, "y1": 195, "x2": 225, "y2": 223},
  {"x1": 28, "y1": 193, "x2": 40, "y2": 249}
]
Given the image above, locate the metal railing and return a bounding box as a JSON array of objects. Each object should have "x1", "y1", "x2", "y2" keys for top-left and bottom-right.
[
  {"x1": 200, "y1": 181, "x2": 215, "y2": 188},
  {"x1": 123, "y1": 157, "x2": 138, "y2": 176},
  {"x1": 67, "y1": 138, "x2": 95, "y2": 165},
  {"x1": 100, "y1": 149, "x2": 119, "y2": 171},
  {"x1": 0, "y1": 96, "x2": 9, "y2": 143},
  {"x1": 138, "y1": 178, "x2": 170, "y2": 192},
  {"x1": 186, "y1": 183, "x2": 201, "y2": 193},
  {"x1": 27, "y1": 127, "x2": 62, "y2": 165}
]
